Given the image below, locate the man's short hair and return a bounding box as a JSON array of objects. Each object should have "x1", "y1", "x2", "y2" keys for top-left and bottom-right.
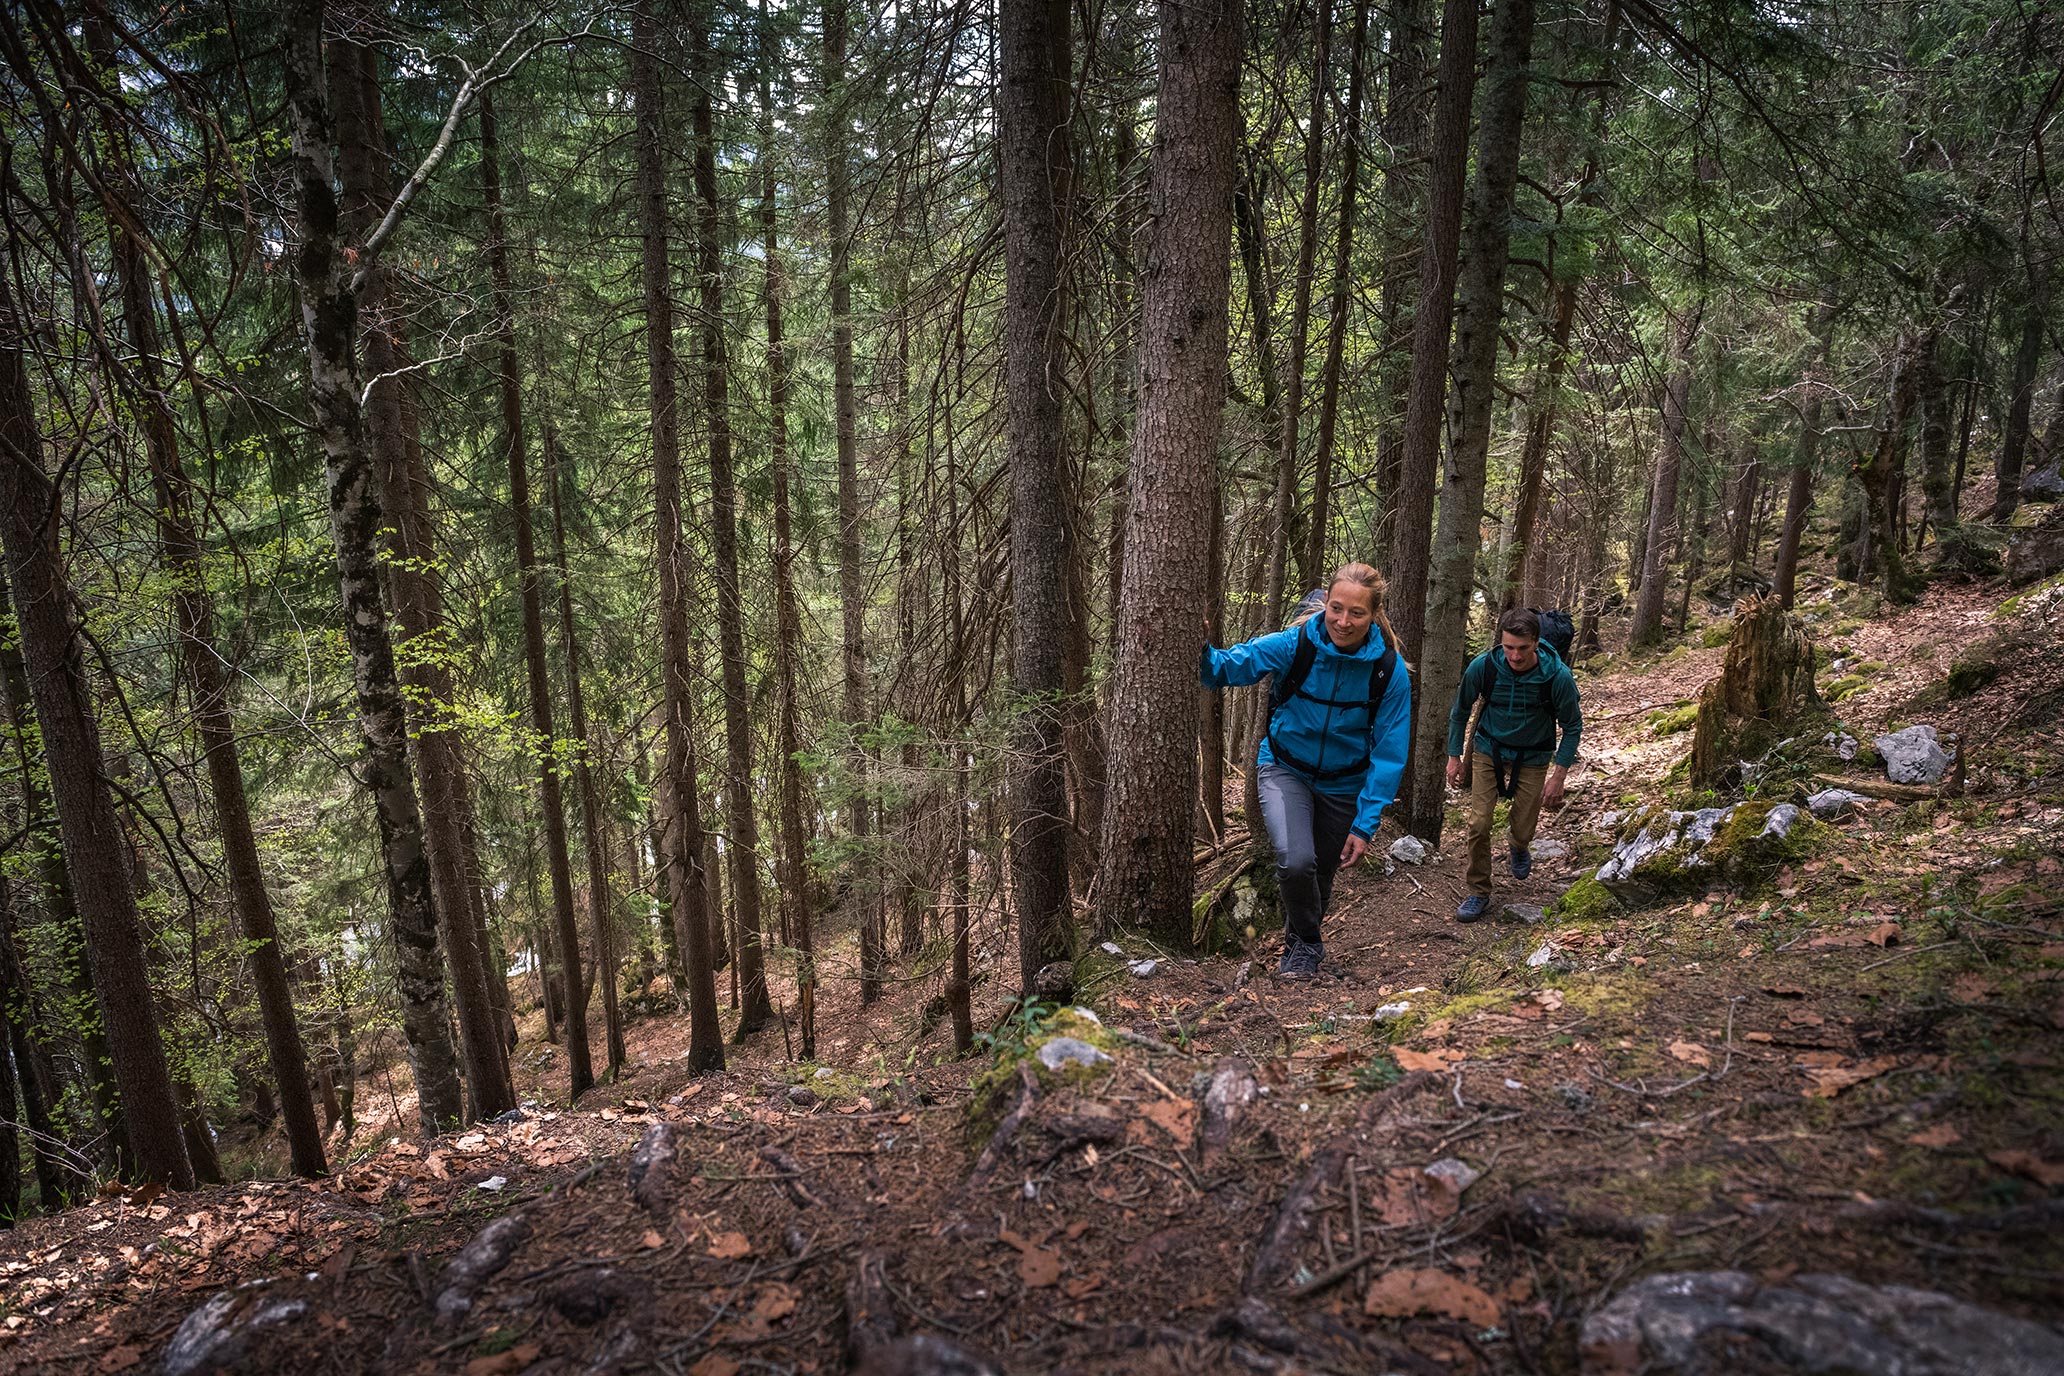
[{"x1": 1499, "y1": 608, "x2": 1541, "y2": 642}]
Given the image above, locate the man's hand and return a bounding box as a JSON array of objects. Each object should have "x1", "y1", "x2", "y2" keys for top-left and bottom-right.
[
  {"x1": 1543, "y1": 765, "x2": 1568, "y2": 811},
  {"x1": 1341, "y1": 833, "x2": 1368, "y2": 867},
  {"x1": 1446, "y1": 756, "x2": 1465, "y2": 790}
]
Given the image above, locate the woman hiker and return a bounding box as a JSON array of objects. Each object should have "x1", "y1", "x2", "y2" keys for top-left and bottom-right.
[{"x1": 1200, "y1": 563, "x2": 1412, "y2": 980}]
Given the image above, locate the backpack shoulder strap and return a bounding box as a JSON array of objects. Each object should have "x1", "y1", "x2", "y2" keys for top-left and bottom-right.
[
  {"x1": 1270, "y1": 627, "x2": 1318, "y2": 709},
  {"x1": 1365, "y1": 644, "x2": 1398, "y2": 714}
]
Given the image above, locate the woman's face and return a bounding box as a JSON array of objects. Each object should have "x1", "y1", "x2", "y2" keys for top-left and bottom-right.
[{"x1": 1325, "y1": 581, "x2": 1376, "y2": 651}]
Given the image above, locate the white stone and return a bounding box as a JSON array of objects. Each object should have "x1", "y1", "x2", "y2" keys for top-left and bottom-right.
[
  {"x1": 476, "y1": 1176, "x2": 507, "y2": 1192},
  {"x1": 1875, "y1": 725, "x2": 1950, "y2": 785},
  {"x1": 1069, "y1": 1006, "x2": 1102, "y2": 1025},
  {"x1": 1758, "y1": 803, "x2": 1802, "y2": 840},
  {"x1": 1531, "y1": 838, "x2": 1569, "y2": 859},
  {"x1": 1100, "y1": 941, "x2": 1124, "y2": 956},
  {"x1": 1389, "y1": 835, "x2": 1430, "y2": 865},
  {"x1": 1036, "y1": 1037, "x2": 1112, "y2": 1071},
  {"x1": 1372, "y1": 1001, "x2": 1413, "y2": 1021},
  {"x1": 1423, "y1": 1157, "x2": 1482, "y2": 1194},
  {"x1": 1526, "y1": 942, "x2": 1559, "y2": 968},
  {"x1": 1127, "y1": 959, "x2": 1158, "y2": 977}
]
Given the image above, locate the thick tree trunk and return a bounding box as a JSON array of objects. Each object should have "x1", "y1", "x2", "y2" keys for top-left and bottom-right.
[
  {"x1": 0, "y1": 874, "x2": 68, "y2": 1208},
  {"x1": 1000, "y1": 0, "x2": 1077, "y2": 993},
  {"x1": 1402, "y1": 0, "x2": 1536, "y2": 845},
  {"x1": 328, "y1": 36, "x2": 507, "y2": 1124},
  {"x1": 1372, "y1": 0, "x2": 1432, "y2": 559},
  {"x1": 634, "y1": 1, "x2": 724, "y2": 1072},
  {"x1": 1629, "y1": 310, "x2": 1700, "y2": 646},
  {"x1": 1915, "y1": 325, "x2": 1977, "y2": 571},
  {"x1": 1096, "y1": 0, "x2": 1241, "y2": 940},
  {"x1": 691, "y1": 9, "x2": 775, "y2": 1035},
  {"x1": 1386, "y1": 0, "x2": 1479, "y2": 674},
  {"x1": 0, "y1": 275, "x2": 194, "y2": 1187},
  {"x1": 1305, "y1": 0, "x2": 1372, "y2": 587},
  {"x1": 481, "y1": 89, "x2": 594, "y2": 1103},
  {"x1": 762, "y1": 12, "x2": 817, "y2": 1059},
  {"x1": 0, "y1": 882, "x2": 22, "y2": 1220},
  {"x1": 1728, "y1": 442, "x2": 1762, "y2": 573},
  {"x1": 822, "y1": 0, "x2": 881, "y2": 1003},
  {"x1": 88, "y1": 23, "x2": 327, "y2": 1175}
]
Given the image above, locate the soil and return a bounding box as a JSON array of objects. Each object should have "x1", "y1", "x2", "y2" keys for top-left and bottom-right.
[{"x1": 2, "y1": 573, "x2": 2060, "y2": 1375}]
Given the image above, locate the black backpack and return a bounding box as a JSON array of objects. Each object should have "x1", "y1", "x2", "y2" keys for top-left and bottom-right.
[
  {"x1": 1265, "y1": 589, "x2": 1400, "y2": 781},
  {"x1": 1530, "y1": 607, "x2": 1576, "y2": 661}
]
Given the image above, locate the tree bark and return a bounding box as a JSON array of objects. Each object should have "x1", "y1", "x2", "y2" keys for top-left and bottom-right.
[
  {"x1": 1402, "y1": 0, "x2": 1536, "y2": 845},
  {"x1": 327, "y1": 35, "x2": 508, "y2": 1124},
  {"x1": 1504, "y1": 279, "x2": 1577, "y2": 611},
  {"x1": 635, "y1": 0, "x2": 724, "y2": 1072},
  {"x1": 1385, "y1": 0, "x2": 1480, "y2": 673},
  {"x1": 1304, "y1": 0, "x2": 1372, "y2": 588},
  {"x1": 1857, "y1": 333, "x2": 1919, "y2": 603},
  {"x1": 691, "y1": 7, "x2": 775, "y2": 1035},
  {"x1": 87, "y1": 20, "x2": 326, "y2": 1175},
  {"x1": 480, "y1": 88, "x2": 593, "y2": 1102},
  {"x1": 0, "y1": 273, "x2": 194, "y2": 1187},
  {"x1": 1000, "y1": 0, "x2": 1076, "y2": 992},
  {"x1": 1772, "y1": 308, "x2": 1831, "y2": 608},
  {"x1": 0, "y1": 870, "x2": 67, "y2": 1208},
  {"x1": 1096, "y1": 0, "x2": 1242, "y2": 940},
  {"x1": 822, "y1": 0, "x2": 881, "y2": 1003},
  {"x1": 1372, "y1": 0, "x2": 1432, "y2": 559},
  {"x1": 762, "y1": 7, "x2": 817, "y2": 1060},
  {"x1": 1992, "y1": 294, "x2": 2042, "y2": 524},
  {"x1": 1629, "y1": 309, "x2": 1700, "y2": 645}
]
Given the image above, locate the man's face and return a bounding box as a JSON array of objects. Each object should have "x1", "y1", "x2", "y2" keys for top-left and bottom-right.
[{"x1": 1501, "y1": 633, "x2": 1539, "y2": 673}]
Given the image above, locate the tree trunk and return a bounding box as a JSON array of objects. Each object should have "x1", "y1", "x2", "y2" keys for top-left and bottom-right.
[
  {"x1": 1504, "y1": 278, "x2": 1577, "y2": 610},
  {"x1": 1991, "y1": 295, "x2": 2041, "y2": 525},
  {"x1": 1385, "y1": 0, "x2": 1479, "y2": 676},
  {"x1": 762, "y1": 8, "x2": 817, "y2": 1060},
  {"x1": 635, "y1": 0, "x2": 724, "y2": 1072},
  {"x1": 1857, "y1": 333, "x2": 1919, "y2": 603},
  {"x1": 327, "y1": 35, "x2": 506, "y2": 1125},
  {"x1": 1727, "y1": 441, "x2": 1761, "y2": 573},
  {"x1": 0, "y1": 875, "x2": 65, "y2": 1210},
  {"x1": 1372, "y1": 0, "x2": 1432, "y2": 559},
  {"x1": 1096, "y1": 0, "x2": 1242, "y2": 940},
  {"x1": 822, "y1": 0, "x2": 881, "y2": 1004},
  {"x1": 1629, "y1": 309, "x2": 1700, "y2": 646},
  {"x1": 1772, "y1": 308, "x2": 1831, "y2": 608},
  {"x1": 1000, "y1": 0, "x2": 1076, "y2": 993},
  {"x1": 1402, "y1": 0, "x2": 1536, "y2": 845},
  {"x1": 480, "y1": 89, "x2": 594, "y2": 1103},
  {"x1": 86, "y1": 22, "x2": 327, "y2": 1176},
  {"x1": 1304, "y1": 0, "x2": 1372, "y2": 587},
  {"x1": 0, "y1": 274, "x2": 194, "y2": 1188},
  {"x1": 1916, "y1": 324, "x2": 1979, "y2": 571},
  {"x1": 691, "y1": 8, "x2": 775, "y2": 1036}
]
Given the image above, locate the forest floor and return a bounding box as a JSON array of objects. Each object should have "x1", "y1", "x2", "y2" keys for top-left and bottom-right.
[{"x1": 3, "y1": 570, "x2": 2062, "y2": 1375}]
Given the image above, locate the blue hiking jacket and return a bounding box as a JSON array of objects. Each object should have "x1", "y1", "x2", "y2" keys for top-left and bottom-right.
[{"x1": 1200, "y1": 616, "x2": 1413, "y2": 841}]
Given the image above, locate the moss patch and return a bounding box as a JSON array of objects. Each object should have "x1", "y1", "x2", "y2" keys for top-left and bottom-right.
[
  {"x1": 1700, "y1": 623, "x2": 1735, "y2": 649},
  {"x1": 1551, "y1": 876, "x2": 1622, "y2": 923},
  {"x1": 1647, "y1": 703, "x2": 1700, "y2": 736}
]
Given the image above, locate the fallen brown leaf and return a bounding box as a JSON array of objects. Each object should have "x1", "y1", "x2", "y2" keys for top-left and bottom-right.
[
  {"x1": 1141, "y1": 1097, "x2": 1198, "y2": 1149},
  {"x1": 688, "y1": 1357, "x2": 741, "y2": 1376},
  {"x1": 641, "y1": 1230, "x2": 667, "y2": 1250},
  {"x1": 462, "y1": 1345, "x2": 541, "y2": 1376},
  {"x1": 1867, "y1": 922, "x2": 1902, "y2": 947},
  {"x1": 1017, "y1": 1246, "x2": 1063, "y2": 1288},
  {"x1": 706, "y1": 1232, "x2": 753, "y2": 1260},
  {"x1": 1394, "y1": 1047, "x2": 1464, "y2": 1073},
  {"x1": 1987, "y1": 1150, "x2": 2064, "y2": 1188},
  {"x1": 1907, "y1": 1124, "x2": 1961, "y2": 1150},
  {"x1": 1363, "y1": 1267, "x2": 1500, "y2": 1327},
  {"x1": 1800, "y1": 1055, "x2": 1901, "y2": 1098},
  {"x1": 1668, "y1": 1041, "x2": 1712, "y2": 1068},
  {"x1": 97, "y1": 1345, "x2": 141, "y2": 1373},
  {"x1": 1950, "y1": 974, "x2": 1993, "y2": 1004},
  {"x1": 1763, "y1": 983, "x2": 1810, "y2": 998}
]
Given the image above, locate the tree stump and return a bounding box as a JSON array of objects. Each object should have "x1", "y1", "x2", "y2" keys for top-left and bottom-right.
[{"x1": 1689, "y1": 596, "x2": 1818, "y2": 789}]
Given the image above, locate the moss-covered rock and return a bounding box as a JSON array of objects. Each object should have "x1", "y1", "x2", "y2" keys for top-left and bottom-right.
[
  {"x1": 1594, "y1": 799, "x2": 1814, "y2": 900},
  {"x1": 1945, "y1": 649, "x2": 2001, "y2": 697},
  {"x1": 1825, "y1": 674, "x2": 1869, "y2": 702},
  {"x1": 1700, "y1": 623, "x2": 1735, "y2": 649},
  {"x1": 1647, "y1": 703, "x2": 1701, "y2": 736},
  {"x1": 1550, "y1": 876, "x2": 1621, "y2": 923},
  {"x1": 963, "y1": 1005, "x2": 1122, "y2": 1149}
]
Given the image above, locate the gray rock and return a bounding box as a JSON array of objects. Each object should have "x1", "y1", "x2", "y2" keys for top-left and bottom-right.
[
  {"x1": 1595, "y1": 806, "x2": 1734, "y2": 885},
  {"x1": 2021, "y1": 462, "x2": 2064, "y2": 502},
  {"x1": 1758, "y1": 803, "x2": 1802, "y2": 840},
  {"x1": 1579, "y1": 1269, "x2": 2064, "y2": 1375},
  {"x1": 1423, "y1": 1157, "x2": 1481, "y2": 1195},
  {"x1": 1033, "y1": 960, "x2": 1074, "y2": 1001},
  {"x1": 1821, "y1": 730, "x2": 1859, "y2": 761},
  {"x1": 1099, "y1": 941, "x2": 1124, "y2": 956},
  {"x1": 1389, "y1": 834, "x2": 1429, "y2": 865},
  {"x1": 1502, "y1": 902, "x2": 1546, "y2": 925},
  {"x1": 1035, "y1": 1037, "x2": 1112, "y2": 1071},
  {"x1": 1530, "y1": 838, "x2": 1569, "y2": 860},
  {"x1": 160, "y1": 1285, "x2": 309, "y2": 1376},
  {"x1": 1875, "y1": 724, "x2": 1950, "y2": 785},
  {"x1": 1807, "y1": 788, "x2": 1869, "y2": 820},
  {"x1": 1526, "y1": 942, "x2": 1560, "y2": 969},
  {"x1": 1127, "y1": 959, "x2": 1159, "y2": 977},
  {"x1": 1371, "y1": 1000, "x2": 1413, "y2": 1021},
  {"x1": 2007, "y1": 506, "x2": 2064, "y2": 584}
]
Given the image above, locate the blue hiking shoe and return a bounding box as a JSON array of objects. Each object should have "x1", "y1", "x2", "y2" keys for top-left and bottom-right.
[
  {"x1": 1510, "y1": 847, "x2": 1533, "y2": 880},
  {"x1": 1456, "y1": 894, "x2": 1491, "y2": 923},
  {"x1": 1275, "y1": 938, "x2": 1323, "y2": 980}
]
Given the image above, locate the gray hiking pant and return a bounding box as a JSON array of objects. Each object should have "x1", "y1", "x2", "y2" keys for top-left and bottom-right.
[{"x1": 1258, "y1": 761, "x2": 1358, "y2": 947}]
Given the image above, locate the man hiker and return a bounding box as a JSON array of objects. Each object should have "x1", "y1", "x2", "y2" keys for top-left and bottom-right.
[{"x1": 1444, "y1": 607, "x2": 1583, "y2": 922}]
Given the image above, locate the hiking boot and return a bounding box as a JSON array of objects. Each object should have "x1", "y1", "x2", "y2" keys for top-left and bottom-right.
[
  {"x1": 1456, "y1": 894, "x2": 1491, "y2": 923},
  {"x1": 1510, "y1": 847, "x2": 1532, "y2": 880},
  {"x1": 1276, "y1": 939, "x2": 1323, "y2": 980}
]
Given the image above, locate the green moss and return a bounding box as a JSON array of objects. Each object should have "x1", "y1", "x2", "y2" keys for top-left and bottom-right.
[
  {"x1": 964, "y1": 1006, "x2": 1121, "y2": 1149},
  {"x1": 1551, "y1": 877, "x2": 1622, "y2": 923},
  {"x1": 1700, "y1": 623, "x2": 1734, "y2": 649},
  {"x1": 1647, "y1": 703, "x2": 1700, "y2": 736},
  {"x1": 1826, "y1": 675, "x2": 1869, "y2": 702},
  {"x1": 1945, "y1": 650, "x2": 2001, "y2": 697}
]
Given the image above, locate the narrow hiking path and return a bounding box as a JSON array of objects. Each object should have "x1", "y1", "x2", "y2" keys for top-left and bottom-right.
[{"x1": 3, "y1": 573, "x2": 2061, "y2": 1375}]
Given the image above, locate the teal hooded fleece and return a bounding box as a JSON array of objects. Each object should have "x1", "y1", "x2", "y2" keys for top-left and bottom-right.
[
  {"x1": 1445, "y1": 641, "x2": 1583, "y2": 768},
  {"x1": 1200, "y1": 616, "x2": 1413, "y2": 841}
]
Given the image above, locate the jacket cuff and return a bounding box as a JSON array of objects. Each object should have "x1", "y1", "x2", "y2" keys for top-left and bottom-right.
[{"x1": 1350, "y1": 826, "x2": 1373, "y2": 842}]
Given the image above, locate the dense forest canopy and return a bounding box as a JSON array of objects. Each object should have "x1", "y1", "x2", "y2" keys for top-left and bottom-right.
[{"x1": 0, "y1": 0, "x2": 2056, "y2": 1204}]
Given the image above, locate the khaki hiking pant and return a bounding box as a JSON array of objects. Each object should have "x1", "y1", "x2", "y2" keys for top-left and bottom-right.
[{"x1": 1465, "y1": 749, "x2": 1547, "y2": 896}]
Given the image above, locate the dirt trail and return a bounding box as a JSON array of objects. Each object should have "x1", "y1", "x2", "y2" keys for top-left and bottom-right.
[{"x1": 3, "y1": 576, "x2": 2060, "y2": 1374}]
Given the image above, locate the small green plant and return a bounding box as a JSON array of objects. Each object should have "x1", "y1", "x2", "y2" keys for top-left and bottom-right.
[
  {"x1": 1355, "y1": 1054, "x2": 1406, "y2": 1091},
  {"x1": 972, "y1": 998, "x2": 1061, "y2": 1064}
]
